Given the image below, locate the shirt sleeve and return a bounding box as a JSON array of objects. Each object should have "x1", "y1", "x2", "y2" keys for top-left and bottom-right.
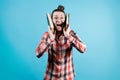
[
  {"x1": 69, "y1": 30, "x2": 86, "y2": 53},
  {"x1": 35, "y1": 32, "x2": 51, "y2": 58}
]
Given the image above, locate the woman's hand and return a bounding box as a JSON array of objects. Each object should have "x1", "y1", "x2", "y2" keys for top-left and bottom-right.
[
  {"x1": 48, "y1": 26, "x2": 55, "y2": 41},
  {"x1": 63, "y1": 24, "x2": 71, "y2": 37},
  {"x1": 63, "y1": 25, "x2": 74, "y2": 42}
]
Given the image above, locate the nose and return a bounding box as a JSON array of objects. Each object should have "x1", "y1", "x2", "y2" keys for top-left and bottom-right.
[{"x1": 56, "y1": 19, "x2": 61, "y2": 24}]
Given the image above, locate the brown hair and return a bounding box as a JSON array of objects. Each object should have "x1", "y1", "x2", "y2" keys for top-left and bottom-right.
[{"x1": 52, "y1": 5, "x2": 65, "y2": 18}]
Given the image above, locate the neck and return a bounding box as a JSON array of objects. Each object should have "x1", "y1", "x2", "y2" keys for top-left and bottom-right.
[{"x1": 56, "y1": 31, "x2": 63, "y2": 39}]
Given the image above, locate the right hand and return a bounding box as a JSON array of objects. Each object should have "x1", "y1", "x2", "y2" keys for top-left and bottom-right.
[{"x1": 48, "y1": 26, "x2": 55, "y2": 41}]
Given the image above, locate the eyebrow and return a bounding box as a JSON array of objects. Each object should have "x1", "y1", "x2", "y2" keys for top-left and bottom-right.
[
  {"x1": 61, "y1": 14, "x2": 65, "y2": 16},
  {"x1": 54, "y1": 15, "x2": 58, "y2": 17},
  {"x1": 53, "y1": 14, "x2": 64, "y2": 17}
]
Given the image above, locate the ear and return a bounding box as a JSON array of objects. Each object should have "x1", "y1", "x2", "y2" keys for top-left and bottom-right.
[{"x1": 47, "y1": 13, "x2": 54, "y2": 33}]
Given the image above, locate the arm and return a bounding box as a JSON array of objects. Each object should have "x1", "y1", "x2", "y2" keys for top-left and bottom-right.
[
  {"x1": 36, "y1": 32, "x2": 51, "y2": 58},
  {"x1": 68, "y1": 30, "x2": 86, "y2": 53}
]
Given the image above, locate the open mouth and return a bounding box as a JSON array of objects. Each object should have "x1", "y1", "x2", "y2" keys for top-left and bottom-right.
[
  {"x1": 56, "y1": 22, "x2": 65, "y2": 27},
  {"x1": 57, "y1": 24, "x2": 62, "y2": 26}
]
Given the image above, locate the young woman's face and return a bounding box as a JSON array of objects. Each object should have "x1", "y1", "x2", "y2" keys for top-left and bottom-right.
[{"x1": 52, "y1": 11, "x2": 65, "y2": 32}]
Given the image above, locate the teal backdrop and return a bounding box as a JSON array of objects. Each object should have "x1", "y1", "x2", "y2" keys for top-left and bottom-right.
[{"x1": 0, "y1": 0, "x2": 120, "y2": 80}]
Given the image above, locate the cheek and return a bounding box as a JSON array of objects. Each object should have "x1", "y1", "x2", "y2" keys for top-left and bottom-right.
[
  {"x1": 53, "y1": 19, "x2": 56, "y2": 24},
  {"x1": 62, "y1": 19, "x2": 65, "y2": 23}
]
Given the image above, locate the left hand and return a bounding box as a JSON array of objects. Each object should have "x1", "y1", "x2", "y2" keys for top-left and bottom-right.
[{"x1": 63, "y1": 24, "x2": 71, "y2": 37}]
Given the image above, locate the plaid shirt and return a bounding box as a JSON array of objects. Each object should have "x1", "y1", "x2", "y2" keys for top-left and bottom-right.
[{"x1": 36, "y1": 30, "x2": 86, "y2": 80}]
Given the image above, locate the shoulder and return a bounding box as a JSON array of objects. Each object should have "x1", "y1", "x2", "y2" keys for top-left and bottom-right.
[
  {"x1": 70, "y1": 30, "x2": 76, "y2": 36},
  {"x1": 43, "y1": 32, "x2": 49, "y2": 35},
  {"x1": 42, "y1": 32, "x2": 49, "y2": 38}
]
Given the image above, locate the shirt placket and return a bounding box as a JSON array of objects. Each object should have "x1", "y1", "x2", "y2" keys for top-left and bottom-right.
[
  {"x1": 59, "y1": 37, "x2": 64, "y2": 79},
  {"x1": 57, "y1": 36, "x2": 63, "y2": 79}
]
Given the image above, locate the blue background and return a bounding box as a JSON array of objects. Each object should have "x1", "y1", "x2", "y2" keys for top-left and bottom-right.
[{"x1": 0, "y1": 0, "x2": 120, "y2": 80}]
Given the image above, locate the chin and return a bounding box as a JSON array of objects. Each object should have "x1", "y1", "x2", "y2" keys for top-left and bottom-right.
[
  {"x1": 57, "y1": 29, "x2": 62, "y2": 31},
  {"x1": 56, "y1": 27, "x2": 62, "y2": 31}
]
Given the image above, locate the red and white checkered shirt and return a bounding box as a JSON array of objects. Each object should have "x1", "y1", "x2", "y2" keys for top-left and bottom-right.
[{"x1": 36, "y1": 30, "x2": 86, "y2": 80}]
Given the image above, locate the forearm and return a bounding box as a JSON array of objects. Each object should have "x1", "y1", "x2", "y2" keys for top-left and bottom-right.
[
  {"x1": 36, "y1": 41, "x2": 50, "y2": 58},
  {"x1": 35, "y1": 32, "x2": 52, "y2": 58},
  {"x1": 68, "y1": 35, "x2": 86, "y2": 53}
]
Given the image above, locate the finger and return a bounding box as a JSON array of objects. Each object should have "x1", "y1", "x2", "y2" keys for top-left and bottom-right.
[
  {"x1": 47, "y1": 13, "x2": 54, "y2": 32},
  {"x1": 48, "y1": 26, "x2": 51, "y2": 32},
  {"x1": 48, "y1": 26, "x2": 54, "y2": 34},
  {"x1": 66, "y1": 13, "x2": 69, "y2": 25},
  {"x1": 66, "y1": 13, "x2": 70, "y2": 31},
  {"x1": 65, "y1": 24, "x2": 69, "y2": 31}
]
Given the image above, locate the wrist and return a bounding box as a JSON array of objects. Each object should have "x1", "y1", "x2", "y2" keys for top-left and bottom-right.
[
  {"x1": 67, "y1": 35, "x2": 74, "y2": 43},
  {"x1": 47, "y1": 37, "x2": 54, "y2": 45}
]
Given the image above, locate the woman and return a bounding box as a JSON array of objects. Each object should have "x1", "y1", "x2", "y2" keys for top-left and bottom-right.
[{"x1": 36, "y1": 5, "x2": 86, "y2": 80}]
